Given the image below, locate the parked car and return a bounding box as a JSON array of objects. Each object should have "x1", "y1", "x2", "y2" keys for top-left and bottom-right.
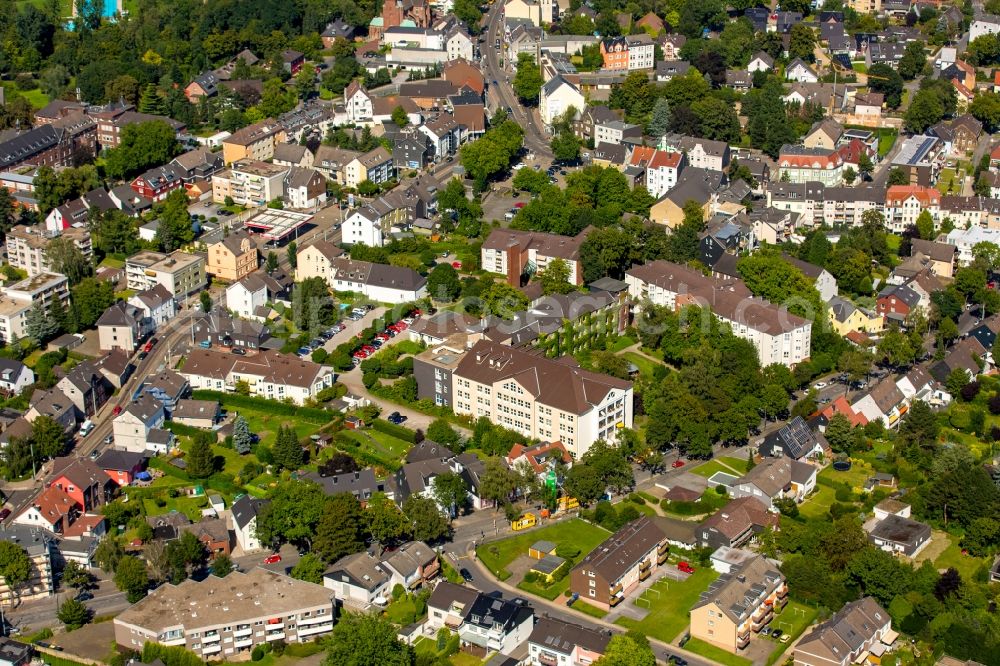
[
  {"x1": 112, "y1": 405, "x2": 122, "y2": 416},
  {"x1": 671, "y1": 459, "x2": 685, "y2": 468},
  {"x1": 90, "y1": 449, "x2": 100, "y2": 460},
  {"x1": 231, "y1": 348, "x2": 246, "y2": 355},
  {"x1": 677, "y1": 561, "x2": 695, "y2": 574},
  {"x1": 264, "y1": 554, "x2": 282, "y2": 564},
  {"x1": 388, "y1": 412, "x2": 406, "y2": 424},
  {"x1": 459, "y1": 568, "x2": 473, "y2": 582},
  {"x1": 0, "y1": 509, "x2": 12, "y2": 522},
  {"x1": 104, "y1": 434, "x2": 113, "y2": 445},
  {"x1": 297, "y1": 347, "x2": 311, "y2": 356}
]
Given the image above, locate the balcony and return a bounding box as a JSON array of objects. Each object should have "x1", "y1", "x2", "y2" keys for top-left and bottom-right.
[
  {"x1": 657, "y1": 552, "x2": 670, "y2": 565},
  {"x1": 539, "y1": 653, "x2": 559, "y2": 666},
  {"x1": 639, "y1": 560, "x2": 651, "y2": 571},
  {"x1": 298, "y1": 623, "x2": 333, "y2": 637},
  {"x1": 737, "y1": 634, "x2": 751, "y2": 650},
  {"x1": 234, "y1": 628, "x2": 252, "y2": 638},
  {"x1": 610, "y1": 583, "x2": 622, "y2": 595},
  {"x1": 201, "y1": 645, "x2": 222, "y2": 655},
  {"x1": 658, "y1": 542, "x2": 669, "y2": 555},
  {"x1": 776, "y1": 586, "x2": 788, "y2": 599},
  {"x1": 234, "y1": 639, "x2": 254, "y2": 649},
  {"x1": 639, "y1": 569, "x2": 651, "y2": 581},
  {"x1": 298, "y1": 614, "x2": 330, "y2": 626},
  {"x1": 609, "y1": 595, "x2": 623, "y2": 607}
]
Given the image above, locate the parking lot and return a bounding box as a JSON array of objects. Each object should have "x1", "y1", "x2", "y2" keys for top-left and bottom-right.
[{"x1": 321, "y1": 306, "x2": 389, "y2": 354}]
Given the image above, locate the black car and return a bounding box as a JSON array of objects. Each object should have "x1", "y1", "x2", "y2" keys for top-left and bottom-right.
[
  {"x1": 231, "y1": 348, "x2": 246, "y2": 355},
  {"x1": 76, "y1": 591, "x2": 93, "y2": 601},
  {"x1": 388, "y1": 412, "x2": 407, "y2": 424},
  {"x1": 138, "y1": 351, "x2": 148, "y2": 361},
  {"x1": 460, "y1": 568, "x2": 473, "y2": 582}
]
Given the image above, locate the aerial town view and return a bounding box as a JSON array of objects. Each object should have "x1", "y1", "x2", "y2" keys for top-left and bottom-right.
[{"x1": 0, "y1": 0, "x2": 998, "y2": 664}]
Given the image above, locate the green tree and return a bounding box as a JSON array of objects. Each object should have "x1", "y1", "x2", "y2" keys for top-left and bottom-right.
[
  {"x1": 0, "y1": 541, "x2": 31, "y2": 600},
  {"x1": 867, "y1": 64, "x2": 904, "y2": 108},
  {"x1": 290, "y1": 552, "x2": 326, "y2": 584},
  {"x1": 31, "y1": 415, "x2": 67, "y2": 459},
  {"x1": 538, "y1": 258, "x2": 575, "y2": 295},
  {"x1": 287, "y1": 241, "x2": 297, "y2": 270},
  {"x1": 314, "y1": 493, "x2": 368, "y2": 562},
  {"x1": 211, "y1": 553, "x2": 234, "y2": 577},
  {"x1": 155, "y1": 190, "x2": 195, "y2": 252},
  {"x1": 898, "y1": 41, "x2": 927, "y2": 79},
  {"x1": 266, "y1": 251, "x2": 279, "y2": 273},
  {"x1": 113, "y1": 555, "x2": 150, "y2": 602},
  {"x1": 647, "y1": 97, "x2": 671, "y2": 136},
  {"x1": 366, "y1": 493, "x2": 409, "y2": 546},
  {"x1": 45, "y1": 236, "x2": 91, "y2": 285},
  {"x1": 788, "y1": 24, "x2": 817, "y2": 62},
  {"x1": 594, "y1": 634, "x2": 656, "y2": 666},
  {"x1": 272, "y1": 425, "x2": 305, "y2": 470},
  {"x1": 324, "y1": 613, "x2": 415, "y2": 666},
  {"x1": 512, "y1": 53, "x2": 543, "y2": 105},
  {"x1": 946, "y1": 367, "x2": 971, "y2": 396},
  {"x1": 403, "y1": 494, "x2": 450, "y2": 543},
  {"x1": 480, "y1": 282, "x2": 529, "y2": 320},
  {"x1": 25, "y1": 301, "x2": 58, "y2": 344},
  {"x1": 825, "y1": 413, "x2": 856, "y2": 453},
  {"x1": 57, "y1": 598, "x2": 91, "y2": 630},
  {"x1": 551, "y1": 129, "x2": 582, "y2": 161},
  {"x1": 690, "y1": 97, "x2": 741, "y2": 143},
  {"x1": 232, "y1": 415, "x2": 253, "y2": 454},
  {"x1": 390, "y1": 105, "x2": 409, "y2": 127},
  {"x1": 427, "y1": 263, "x2": 461, "y2": 301},
  {"x1": 199, "y1": 290, "x2": 212, "y2": 313},
  {"x1": 104, "y1": 121, "x2": 181, "y2": 180},
  {"x1": 916, "y1": 209, "x2": 935, "y2": 240},
  {"x1": 255, "y1": 480, "x2": 327, "y2": 549},
  {"x1": 970, "y1": 91, "x2": 1000, "y2": 132},
  {"x1": 186, "y1": 431, "x2": 216, "y2": 479},
  {"x1": 431, "y1": 472, "x2": 469, "y2": 517},
  {"x1": 479, "y1": 457, "x2": 517, "y2": 507},
  {"x1": 905, "y1": 88, "x2": 946, "y2": 133},
  {"x1": 62, "y1": 560, "x2": 94, "y2": 592},
  {"x1": 93, "y1": 536, "x2": 125, "y2": 573}
]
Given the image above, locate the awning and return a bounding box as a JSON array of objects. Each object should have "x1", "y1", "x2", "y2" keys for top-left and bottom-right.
[{"x1": 882, "y1": 629, "x2": 899, "y2": 645}]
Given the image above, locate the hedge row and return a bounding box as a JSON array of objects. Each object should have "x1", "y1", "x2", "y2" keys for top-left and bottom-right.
[
  {"x1": 371, "y1": 418, "x2": 417, "y2": 443},
  {"x1": 190, "y1": 390, "x2": 332, "y2": 424},
  {"x1": 162, "y1": 421, "x2": 205, "y2": 439}
]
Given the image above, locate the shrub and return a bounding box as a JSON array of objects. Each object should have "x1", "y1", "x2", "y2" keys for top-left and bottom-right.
[
  {"x1": 555, "y1": 543, "x2": 580, "y2": 559},
  {"x1": 715, "y1": 484, "x2": 728, "y2": 495},
  {"x1": 392, "y1": 583, "x2": 405, "y2": 600},
  {"x1": 829, "y1": 502, "x2": 854, "y2": 519},
  {"x1": 628, "y1": 493, "x2": 645, "y2": 505},
  {"x1": 834, "y1": 486, "x2": 853, "y2": 502},
  {"x1": 251, "y1": 646, "x2": 265, "y2": 662},
  {"x1": 961, "y1": 380, "x2": 981, "y2": 402},
  {"x1": 371, "y1": 419, "x2": 417, "y2": 443},
  {"x1": 989, "y1": 392, "x2": 1000, "y2": 415},
  {"x1": 523, "y1": 571, "x2": 538, "y2": 584}
]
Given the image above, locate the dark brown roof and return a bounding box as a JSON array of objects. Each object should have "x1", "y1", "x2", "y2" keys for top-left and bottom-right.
[
  {"x1": 699, "y1": 497, "x2": 778, "y2": 540},
  {"x1": 455, "y1": 340, "x2": 632, "y2": 416},
  {"x1": 910, "y1": 238, "x2": 956, "y2": 264},
  {"x1": 572, "y1": 516, "x2": 665, "y2": 582}
]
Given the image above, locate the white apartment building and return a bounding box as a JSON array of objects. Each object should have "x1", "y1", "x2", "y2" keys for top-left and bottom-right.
[
  {"x1": 450, "y1": 341, "x2": 633, "y2": 458},
  {"x1": 884, "y1": 186, "x2": 941, "y2": 234},
  {"x1": 628, "y1": 147, "x2": 683, "y2": 198},
  {"x1": 945, "y1": 226, "x2": 1000, "y2": 265},
  {"x1": 125, "y1": 251, "x2": 207, "y2": 297},
  {"x1": 626, "y1": 35, "x2": 655, "y2": 70},
  {"x1": 625, "y1": 260, "x2": 812, "y2": 367},
  {"x1": 345, "y1": 82, "x2": 374, "y2": 123},
  {"x1": 114, "y1": 569, "x2": 335, "y2": 658},
  {"x1": 7, "y1": 225, "x2": 93, "y2": 277},
  {"x1": 540, "y1": 75, "x2": 585, "y2": 127},
  {"x1": 180, "y1": 348, "x2": 335, "y2": 405},
  {"x1": 0, "y1": 273, "x2": 71, "y2": 345},
  {"x1": 212, "y1": 160, "x2": 288, "y2": 207}
]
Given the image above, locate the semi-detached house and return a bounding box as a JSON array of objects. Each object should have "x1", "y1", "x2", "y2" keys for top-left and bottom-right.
[
  {"x1": 179, "y1": 348, "x2": 335, "y2": 405},
  {"x1": 625, "y1": 260, "x2": 812, "y2": 367},
  {"x1": 296, "y1": 244, "x2": 427, "y2": 303},
  {"x1": 449, "y1": 340, "x2": 633, "y2": 458},
  {"x1": 794, "y1": 597, "x2": 894, "y2": 666}
]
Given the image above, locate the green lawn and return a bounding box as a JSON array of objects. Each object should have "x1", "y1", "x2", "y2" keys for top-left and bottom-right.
[
  {"x1": 684, "y1": 638, "x2": 753, "y2": 666},
  {"x1": 614, "y1": 568, "x2": 718, "y2": 644},
  {"x1": 99, "y1": 256, "x2": 125, "y2": 269},
  {"x1": 476, "y1": 519, "x2": 610, "y2": 581},
  {"x1": 622, "y1": 351, "x2": 661, "y2": 378},
  {"x1": 718, "y1": 456, "x2": 749, "y2": 472},
  {"x1": 766, "y1": 601, "x2": 820, "y2": 666},
  {"x1": 607, "y1": 336, "x2": 636, "y2": 352},
  {"x1": 799, "y1": 484, "x2": 837, "y2": 519},
  {"x1": 934, "y1": 533, "x2": 986, "y2": 581},
  {"x1": 569, "y1": 598, "x2": 608, "y2": 618},
  {"x1": 0, "y1": 84, "x2": 50, "y2": 109},
  {"x1": 690, "y1": 459, "x2": 743, "y2": 479},
  {"x1": 877, "y1": 128, "x2": 898, "y2": 158},
  {"x1": 449, "y1": 654, "x2": 484, "y2": 666},
  {"x1": 337, "y1": 429, "x2": 412, "y2": 468},
  {"x1": 819, "y1": 458, "x2": 873, "y2": 491},
  {"x1": 887, "y1": 234, "x2": 901, "y2": 254}
]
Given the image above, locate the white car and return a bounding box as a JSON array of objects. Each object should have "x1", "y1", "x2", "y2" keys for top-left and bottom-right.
[{"x1": 813, "y1": 382, "x2": 828, "y2": 389}]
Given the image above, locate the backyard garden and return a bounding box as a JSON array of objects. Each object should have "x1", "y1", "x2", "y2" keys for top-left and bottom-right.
[{"x1": 613, "y1": 568, "x2": 719, "y2": 644}]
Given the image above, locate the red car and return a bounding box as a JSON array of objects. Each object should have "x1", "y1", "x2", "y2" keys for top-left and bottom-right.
[
  {"x1": 671, "y1": 459, "x2": 685, "y2": 468},
  {"x1": 451, "y1": 261, "x2": 462, "y2": 269},
  {"x1": 362, "y1": 345, "x2": 376, "y2": 353},
  {"x1": 411, "y1": 309, "x2": 422, "y2": 316},
  {"x1": 678, "y1": 561, "x2": 695, "y2": 574},
  {"x1": 112, "y1": 405, "x2": 122, "y2": 416},
  {"x1": 514, "y1": 202, "x2": 526, "y2": 209},
  {"x1": 264, "y1": 554, "x2": 282, "y2": 565},
  {"x1": 394, "y1": 322, "x2": 408, "y2": 330}
]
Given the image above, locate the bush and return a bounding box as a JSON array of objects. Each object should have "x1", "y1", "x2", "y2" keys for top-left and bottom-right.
[
  {"x1": 989, "y1": 392, "x2": 1000, "y2": 415},
  {"x1": 628, "y1": 493, "x2": 645, "y2": 505},
  {"x1": 251, "y1": 646, "x2": 265, "y2": 662},
  {"x1": 961, "y1": 380, "x2": 981, "y2": 402},
  {"x1": 715, "y1": 484, "x2": 728, "y2": 495},
  {"x1": 829, "y1": 502, "x2": 854, "y2": 519},
  {"x1": 555, "y1": 543, "x2": 580, "y2": 559},
  {"x1": 834, "y1": 486, "x2": 854, "y2": 502},
  {"x1": 392, "y1": 583, "x2": 405, "y2": 600},
  {"x1": 371, "y1": 418, "x2": 418, "y2": 443},
  {"x1": 523, "y1": 571, "x2": 538, "y2": 584}
]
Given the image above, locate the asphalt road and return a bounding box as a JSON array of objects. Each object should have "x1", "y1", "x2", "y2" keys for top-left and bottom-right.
[{"x1": 482, "y1": 1, "x2": 552, "y2": 159}]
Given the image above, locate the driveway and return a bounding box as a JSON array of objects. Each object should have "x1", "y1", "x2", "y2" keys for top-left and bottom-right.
[{"x1": 321, "y1": 306, "x2": 388, "y2": 354}]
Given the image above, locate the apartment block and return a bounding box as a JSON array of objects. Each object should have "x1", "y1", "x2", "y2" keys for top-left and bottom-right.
[
  {"x1": 794, "y1": 597, "x2": 894, "y2": 666},
  {"x1": 114, "y1": 568, "x2": 335, "y2": 658},
  {"x1": 690, "y1": 555, "x2": 788, "y2": 653},
  {"x1": 222, "y1": 120, "x2": 287, "y2": 165},
  {"x1": 527, "y1": 617, "x2": 612, "y2": 666},
  {"x1": 625, "y1": 260, "x2": 812, "y2": 367},
  {"x1": 481, "y1": 228, "x2": 591, "y2": 287},
  {"x1": 125, "y1": 251, "x2": 207, "y2": 297},
  {"x1": 206, "y1": 230, "x2": 258, "y2": 282},
  {"x1": 6, "y1": 225, "x2": 93, "y2": 277},
  {"x1": 211, "y1": 160, "x2": 288, "y2": 207},
  {"x1": 569, "y1": 517, "x2": 668, "y2": 611},
  {"x1": 0, "y1": 525, "x2": 53, "y2": 608},
  {"x1": 0, "y1": 273, "x2": 71, "y2": 345},
  {"x1": 179, "y1": 348, "x2": 335, "y2": 405},
  {"x1": 448, "y1": 340, "x2": 633, "y2": 457}
]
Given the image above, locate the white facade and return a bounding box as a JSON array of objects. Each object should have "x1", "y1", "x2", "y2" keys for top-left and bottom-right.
[
  {"x1": 343, "y1": 209, "x2": 384, "y2": 247},
  {"x1": 970, "y1": 17, "x2": 1000, "y2": 42},
  {"x1": 225, "y1": 281, "x2": 267, "y2": 320},
  {"x1": 944, "y1": 227, "x2": 1000, "y2": 265},
  {"x1": 451, "y1": 373, "x2": 632, "y2": 459},
  {"x1": 447, "y1": 31, "x2": 474, "y2": 61},
  {"x1": 346, "y1": 87, "x2": 373, "y2": 122},
  {"x1": 540, "y1": 77, "x2": 585, "y2": 126},
  {"x1": 504, "y1": 0, "x2": 554, "y2": 26},
  {"x1": 0, "y1": 362, "x2": 33, "y2": 395},
  {"x1": 127, "y1": 291, "x2": 176, "y2": 330},
  {"x1": 627, "y1": 40, "x2": 655, "y2": 70},
  {"x1": 112, "y1": 403, "x2": 167, "y2": 454}
]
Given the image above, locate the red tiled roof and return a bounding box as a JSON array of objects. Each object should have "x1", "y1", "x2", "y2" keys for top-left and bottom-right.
[{"x1": 886, "y1": 185, "x2": 941, "y2": 206}]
